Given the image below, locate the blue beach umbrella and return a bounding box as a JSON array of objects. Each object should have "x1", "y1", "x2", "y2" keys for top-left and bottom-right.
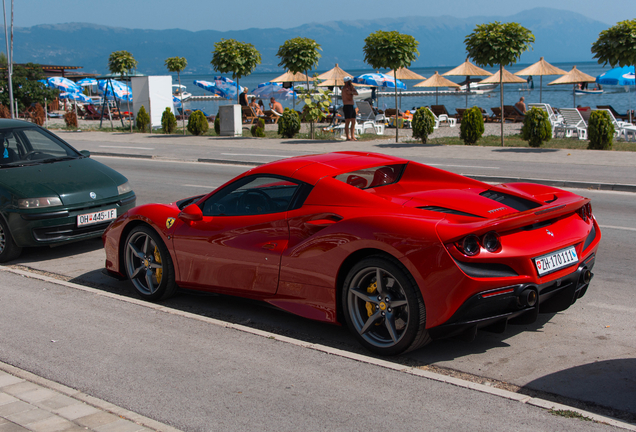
[
  {"x1": 252, "y1": 82, "x2": 297, "y2": 101},
  {"x1": 47, "y1": 77, "x2": 82, "y2": 93},
  {"x1": 59, "y1": 92, "x2": 91, "y2": 103},
  {"x1": 98, "y1": 79, "x2": 133, "y2": 102},
  {"x1": 596, "y1": 66, "x2": 635, "y2": 86},
  {"x1": 214, "y1": 76, "x2": 244, "y2": 100},
  {"x1": 76, "y1": 78, "x2": 98, "y2": 87},
  {"x1": 193, "y1": 79, "x2": 219, "y2": 95},
  {"x1": 353, "y1": 73, "x2": 406, "y2": 90}
]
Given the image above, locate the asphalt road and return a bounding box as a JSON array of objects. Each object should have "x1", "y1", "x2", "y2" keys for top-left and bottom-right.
[
  {"x1": 5, "y1": 156, "x2": 636, "y2": 422},
  {"x1": 0, "y1": 271, "x2": 620, "y2": 432}
]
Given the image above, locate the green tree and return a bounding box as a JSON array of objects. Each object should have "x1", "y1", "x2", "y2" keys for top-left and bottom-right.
[
  {"x1": 592, "y1": 20, "x2": 636, "y2": 99},
  {"x1": 0, "y1": 63, "x2": 57, "y2": 113},
  {"x1": 363, "y1": 30, "x2": 419, "y2": 143},
  {"x1": 276, "y1": 37, "x2": 321, "y2": 138},
  {"x1": 108, "y1": 50, "x2": 138, "y2": 131},
  {"x1": 211, "y1": 39, "x2": 261, "y2": 104},
  {"x1": 411, "y1": 107, "x2": 435, "y2": 144},
  {"x1": 465, "y1": 22, "x2": 534, "y2": 146},
  {"x1": 165, "y1": 56, "x2": 188, "y2": 135},
  {"x1": 588, "y1": 110, "x2": 615, "y2": 150},
  {"x1": 521, "y1": 107, "x2": 551, "y2": 148},
  {"x1": 460, "y1": 106, "x2": 485, "y2": 145}
]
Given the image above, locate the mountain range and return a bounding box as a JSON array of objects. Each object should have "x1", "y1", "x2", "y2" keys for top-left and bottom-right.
[{"x1": 2, "y1": 8, "x2": 608, "y2": 75}]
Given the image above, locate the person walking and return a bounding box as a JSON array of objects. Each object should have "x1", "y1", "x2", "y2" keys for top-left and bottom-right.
[{"x1": 342, "y1": 76, "x2": 358, "y2": 141}]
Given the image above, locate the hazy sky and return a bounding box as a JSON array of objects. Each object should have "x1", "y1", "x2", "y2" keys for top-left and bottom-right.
[{"x1": 6, "y1": 0, "x2": 634, "y2": 31}]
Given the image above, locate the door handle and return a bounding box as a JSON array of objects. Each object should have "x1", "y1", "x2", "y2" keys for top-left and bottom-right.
[
  {"x1": 262, "y1": 242, "x2": 277, "y2": 250},
  {"x1": 305, "y1": 214, "x2": 343, "y2": 227}
]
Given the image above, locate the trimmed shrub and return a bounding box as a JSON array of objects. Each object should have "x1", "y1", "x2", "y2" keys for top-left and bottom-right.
[
  {"x1": 411, "y1": 107, "x2": 435, "y2": 143},
  {"x1": 251, "y1": 118, "x2": 266, "y2": 137},
  {"x1": 214, "y1": 111, "x2": 220, "y2": 135},
  {"x1": 278, "y1": 108, "x2": 301, "y2": 138},
  {"x1": 64, "y1": 110, "x2": 78, "y2": 128},
  {"x1": 187, "y1": 110, "x2": 209, "y2": 136},
  {"x1": 460, "y1": 106, "x2": 485, "y2": 145},
  {"x1": 0, "y1": 104, "x2": 10, "y2": 118},
  {"x1": 161, "y1": 107, "x2": 177, "y2": 134},
  {"x1": 31, "y1": 104, "x2": 45, "y2": 126},
  {"x1": 136, "y1": 105, "x2": 150, "y2": 132},
  {"x1": 588, "y1": 110, "x2": 615, "y2": 150},
  {"x1": 521, "y1": 107, "x2": 552, "y2": 148}
]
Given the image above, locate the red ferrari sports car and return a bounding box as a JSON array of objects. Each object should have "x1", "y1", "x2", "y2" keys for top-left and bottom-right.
[{"x1": 103, "y1": 152, "x2": 600, "y2": 355}]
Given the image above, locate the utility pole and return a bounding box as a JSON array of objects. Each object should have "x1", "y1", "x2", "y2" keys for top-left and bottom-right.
[{"x1": 2, "y1": 0, "x2": 14, "y2": 118}]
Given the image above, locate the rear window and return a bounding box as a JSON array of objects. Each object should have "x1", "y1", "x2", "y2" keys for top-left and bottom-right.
[{"x1": 334, "y1": 164, "x2": 406, "y2": 189}]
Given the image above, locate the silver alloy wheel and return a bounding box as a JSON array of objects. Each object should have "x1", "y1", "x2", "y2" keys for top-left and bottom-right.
[
  {"x1": 346, "y1": 266, "x2": 410, "y2": 349},
  {"x1": 125, "y1": 230, "x2": 164, "y2": 296}
]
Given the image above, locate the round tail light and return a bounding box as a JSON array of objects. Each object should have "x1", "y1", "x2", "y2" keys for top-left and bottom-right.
[
  {"x1": 461, "y1": 235, "x2": 480, "y2": 256},
  {"x1": 482, "y1": 231, "x2": 501, "y2": 252}
]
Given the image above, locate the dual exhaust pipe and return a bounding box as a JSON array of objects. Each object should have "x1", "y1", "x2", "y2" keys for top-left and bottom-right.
[{"x1": 518, "y1": 267, "x2": 592, "y2": 309}]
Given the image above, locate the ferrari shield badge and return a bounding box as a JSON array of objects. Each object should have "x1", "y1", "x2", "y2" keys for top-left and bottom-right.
[{"x1": 166, "y1": 217, "x2": 175, "y2": 229}]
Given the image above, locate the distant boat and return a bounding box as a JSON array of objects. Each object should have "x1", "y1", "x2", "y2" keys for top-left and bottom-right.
[
  {"x1": 575, "y1": 88, "x2": 603, "y2": 95},
  {"x1": 458, "y1": 78, "x2": 497, "y2": 94},
  {"x1": 172, "y1": 84, "x2": 192, "y2": 101}
]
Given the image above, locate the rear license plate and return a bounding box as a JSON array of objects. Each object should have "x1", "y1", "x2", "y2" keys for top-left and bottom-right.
[
  {"x1": 77, "y1": 209, "x2": 117, "y2": 226},
  {"x1": 534, "y1": 246, "x2": 578, "y2": 276}
]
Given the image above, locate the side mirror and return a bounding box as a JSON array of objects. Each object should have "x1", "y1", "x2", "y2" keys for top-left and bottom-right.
[
  {"x1": 178, "y1": 203, "x2": 203, "y2": 222},
  {"x1": 79, "y1": 150, "x2": 91, "y2": 157}
]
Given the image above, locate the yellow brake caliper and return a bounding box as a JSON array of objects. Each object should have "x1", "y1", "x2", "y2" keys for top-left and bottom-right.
[
  {"x1": 365, "y1": 280, "x2": 377, "y2": 317},
  {"x1": 154, "y1": 246, "x2": 162, "y2": 283}
]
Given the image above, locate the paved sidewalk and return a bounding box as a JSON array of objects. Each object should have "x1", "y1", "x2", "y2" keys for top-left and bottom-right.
[{"x1": 0, "y1": 363, "x2": 180, "y2": 432}]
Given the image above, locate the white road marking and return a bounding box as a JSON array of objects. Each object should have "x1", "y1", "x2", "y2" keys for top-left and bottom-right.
[
  {"x1": 183, "y1": 185, "x2": 217, "y2": 189},
  {"x1": 429, "y1": 163, "x2": 500, "y2": 169},
  {"x1": 586, "y1": 302, "x2": 636, "y2": 314},
  {"x1": 599, "y1": 224, "x2": 636, "y2": 232},
  {"x1": 99, "y1": 145, "x2": 155, "y2": 150},
  {"x1": 221, "y1": 153, "x2": 291, "y2": 158}
]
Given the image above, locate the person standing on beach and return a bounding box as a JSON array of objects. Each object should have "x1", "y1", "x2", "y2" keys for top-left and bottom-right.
[
  {"x1": 342, "y1": 76, "x2": 358, "y2": 141},
  {"x1": 239, "y1": 89, "x2": 248, "y2": 106}
]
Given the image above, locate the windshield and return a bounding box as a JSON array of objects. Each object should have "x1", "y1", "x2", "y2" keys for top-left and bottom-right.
[{"x1": 1, "y1": 127, "x2": 80, "y2": 167}]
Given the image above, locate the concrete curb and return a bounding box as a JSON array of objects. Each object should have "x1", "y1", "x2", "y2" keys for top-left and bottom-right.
[{"x1": 2, "y1": 266, "x2": 634, "y2": 431}]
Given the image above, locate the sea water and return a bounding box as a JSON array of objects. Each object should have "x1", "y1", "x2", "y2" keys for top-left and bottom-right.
[{"x1": 174, "y1": 61, "x2": 636, "y2": 118}]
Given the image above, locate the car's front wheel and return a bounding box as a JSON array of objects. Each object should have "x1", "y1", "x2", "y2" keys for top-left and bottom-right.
[
  {"x1": 124, "y1": 225, "x2": 177, "y2": 301},
  {"x1": 0, "y1": 217, "x2": 22, "y2": 263},
  {"x1": 342, "y1": 256, "x2": 431, "y2": 355}
]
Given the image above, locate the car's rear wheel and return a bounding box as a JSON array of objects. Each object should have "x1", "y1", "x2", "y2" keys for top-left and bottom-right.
[
  {"x1": 124, "y1": 225, "x2": 177, "y2": 301},
  {"x1": 342, "y1": 256, "x2": 430, "y2": 355},
  {"x1": 0, "y1": 217, "x2": 22, "y2": 263}
]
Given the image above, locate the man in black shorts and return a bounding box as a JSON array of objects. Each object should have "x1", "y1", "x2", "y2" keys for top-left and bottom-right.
[{"x1": 342, "y1": 76, "x2": 358, "y2": 141}]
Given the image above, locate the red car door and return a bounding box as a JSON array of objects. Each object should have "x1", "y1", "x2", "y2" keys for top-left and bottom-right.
[
  {"x1": 171, "y1": 175, "x2": 300, "y2": 296},
  {"x1": 172, "y1": 214, "x2": 288, "y2": 295}
]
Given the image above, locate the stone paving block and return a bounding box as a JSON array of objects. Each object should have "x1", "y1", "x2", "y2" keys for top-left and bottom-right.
[
  {"x1": 35, "y1": 394, "x2": 80, "y2": 411},
  {"x1": 16, "y1": 388, "x2": 57, "y2": 404},
  {"x1": 0, "y1": 394, "x2": 18, "y2": 407},
  {"x1": 0, "y1": 375, "x2": 23, "y2": 389},
  {"x1": 1, "y1": 382, "x2": 40, "y2": 397},
  {"x1": 74, "y1": 411, "x2": 119, "y2": 429},
  {"x1": 0, "y1": 421, "x2": 30, "y2": 432},
  {"x1": 28, "y1": 416, "x2": 77, "y2": 432},
  {"x1": 94, "y1": 419, "x2": 145, "y2": 432},
  {"x1": 0, "y1": 401, "x2": 33, "y2": 417},
  {"x1": 55, "y1": 403, "x2": 100, "y2": 421},
  {"x1": 5, "y1": 407, "x2": 53, "y2": 425}
]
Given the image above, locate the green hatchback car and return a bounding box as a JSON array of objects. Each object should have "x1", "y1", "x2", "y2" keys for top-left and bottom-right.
[{"x1": 0, "y1": 119, "x2": 136, "y2": 262}]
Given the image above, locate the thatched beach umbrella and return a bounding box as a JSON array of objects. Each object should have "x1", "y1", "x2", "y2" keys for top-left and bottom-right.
[
  {"x1": 514, "y1": 57, "x2": 567, "y2": 103},
  {"x1": 271, "y1": 71, "x2": 313, "y2": 109},
  {"x1": 413, "y1": 72, "x2": 460, "y2": 105},
  {"x1": 317, "y1": 64, "x2": 352, "y2": 85},
  {"x1": 385, "y1": 67, "x2": 426, "y2": 110},
  {"x1": 479, "y1": 67, "x2": 526, "y2": 125},
  {"x1": 442, "y1": 59, "x2": 493, "y2": 107},
  {"x1": 547, "y1": 66, "x2": 596, "y2": 107}
]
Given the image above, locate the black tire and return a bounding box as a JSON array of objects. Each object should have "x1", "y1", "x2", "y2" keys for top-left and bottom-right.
[
  {"x1": 124, "y1": 225, "x2": 177, "y2": 301},
  {"x1": 0, "y1": 217, "x2": 22, "y2": 263},
  {"x1": 342, "y1": 256, "x2": 431, "y2": 355}
]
